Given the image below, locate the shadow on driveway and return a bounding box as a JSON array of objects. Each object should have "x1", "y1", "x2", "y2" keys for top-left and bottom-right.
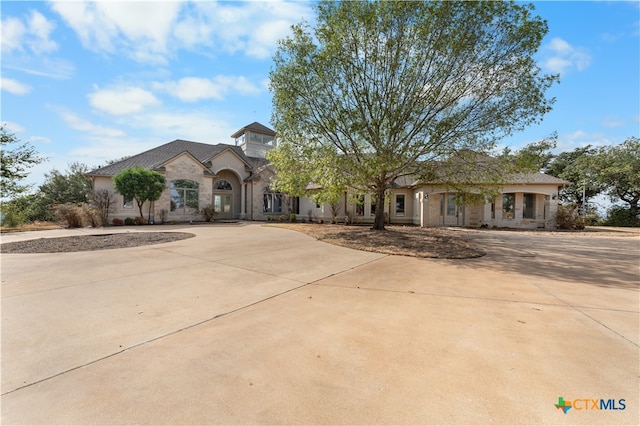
[{"x1": 456, "y1": 231, "x2": 639, "y2": 290}]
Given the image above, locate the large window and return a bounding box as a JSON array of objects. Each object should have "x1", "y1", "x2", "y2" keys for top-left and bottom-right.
[
  {"x1": 263, "y1": 190, "x2": 284, "y2": 213},
  {"x1": 249, "y1": 132, "x2": 275, "y2": 145},
  {"x1": 447, "y1": 194, "x2": 456, "y2": 216},
  {"x1": 502, "y1": 193, "x2": 515, "y2": 219},
  {"x1": 123, "y1": 196, "x2": 133, "y2": 209},
  {"x1": 523, "y1": 193, "x2": 536, "y2": 219},
  {"x1": 395, "y1": 194, "x2": 405, "y2": 216},
  {"x1": 171, "y1": 180, "x2": 199, "y2": 213}
]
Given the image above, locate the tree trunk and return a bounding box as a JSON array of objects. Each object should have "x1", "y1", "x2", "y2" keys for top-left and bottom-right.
[
  {"x1": 372, "y1": 184, "x2": 387, "y2": 231},
  {"x1": 136, "y1": 198, "x2": 145, "y2": 220}
]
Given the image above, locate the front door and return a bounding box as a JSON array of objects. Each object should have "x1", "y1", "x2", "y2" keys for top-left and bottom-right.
[
  {"x1": 213, "y1": 194, "x2": 233, "y2": 219},
  {"x1": 442, "y1": 193, "x2": 461, "y2": 226}
]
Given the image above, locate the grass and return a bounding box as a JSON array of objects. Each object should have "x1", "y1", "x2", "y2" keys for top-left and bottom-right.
[
  {"x1": 0, "y1": 221, "x2": 62, "y2": 233},
  {"x1": 266, "y1": 223, "x2": 486, "y2": 259}
]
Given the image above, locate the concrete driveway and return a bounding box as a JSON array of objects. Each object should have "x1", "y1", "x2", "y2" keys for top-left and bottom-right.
[{"x1": 1, "y1": 224, "x2": 638, "y2": 425}]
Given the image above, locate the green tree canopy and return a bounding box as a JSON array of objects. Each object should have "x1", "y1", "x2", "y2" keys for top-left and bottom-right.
[
  {"x1": 1, "y1": 125, "x2": 45, "y2": 198},
  {"x1": 269, "y1": 0, "x2": 558, "y2": 229},
  {"x1": 593, "y1": 137, "x2": 640, "y2": 214},
  {"x1": 39, "y1": 162, "x2": 93, "y2": 205},
  {"x1": 113, "y1": 166, "x2": 166, "y2": 220},
  {"x1": 545, "y1": 145, "x2": 604, "y2": 208}
]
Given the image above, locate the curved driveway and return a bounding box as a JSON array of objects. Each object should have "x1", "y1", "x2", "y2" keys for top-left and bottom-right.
[{"x1": 2, "y1": 224, "x2": 638, "y2": 424}]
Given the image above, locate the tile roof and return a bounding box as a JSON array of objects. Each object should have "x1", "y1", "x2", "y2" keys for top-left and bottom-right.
[{"x1": 86, "y1": 139, "x2": 251, "y2": 177}]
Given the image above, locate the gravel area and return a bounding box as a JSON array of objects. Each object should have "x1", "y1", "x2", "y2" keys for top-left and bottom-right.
[{"x1": 0, "y1": 232, "x2": 195, "y2": 254}]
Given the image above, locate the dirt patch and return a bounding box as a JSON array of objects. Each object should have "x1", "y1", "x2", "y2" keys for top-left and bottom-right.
[
  {"x1": 267, "y1": 223, "x2": 485, "y2": 259},
  {"x1": 0, "y1": 232, "x2": 195, "y2": 253}
]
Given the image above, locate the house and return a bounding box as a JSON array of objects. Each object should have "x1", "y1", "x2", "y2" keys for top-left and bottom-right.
[{"x1": 87, "y1": 122, "x2": 569, "y2": 229}]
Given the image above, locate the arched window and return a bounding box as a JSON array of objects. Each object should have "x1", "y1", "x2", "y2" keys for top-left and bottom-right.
[
  {"x1": 170, "y1": 180, "x2": 199, "y2": 213},
  {"x1": 214, "y1": 180, "x2": 232, "y2": 191}
]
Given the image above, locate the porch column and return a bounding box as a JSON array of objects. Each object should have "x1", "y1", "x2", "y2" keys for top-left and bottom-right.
[{"x1": 240, "y1": 183, "x2": 246, "y2": 219}]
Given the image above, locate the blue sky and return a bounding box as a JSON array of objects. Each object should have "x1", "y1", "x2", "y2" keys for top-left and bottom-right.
[{"x1": 2, "y1": 1, "x2": 639, "y2": 190}]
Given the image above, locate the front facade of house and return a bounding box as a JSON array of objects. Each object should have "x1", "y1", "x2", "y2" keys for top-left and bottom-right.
[{"x1": 87, "y1": 122, "x2": 569, "y2": 229}]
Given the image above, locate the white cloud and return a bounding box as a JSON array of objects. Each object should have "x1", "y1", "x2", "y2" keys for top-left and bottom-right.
[
  {"x1": 0, "y1": 77, "x2": 32, "y2": 95},
  {"x1": 1, "y1": 17, "x2": 26, "y2": 52},
  {"x1": 27, "y1": 10, "x2": 58, "y2": 54},
  {"x1": 601, "y1": 116, "x2": 626, "y2": 128},
  {"x1": 88, "y1": 85, "x2": 161, "y2": 115},
  {"x1": 58, "y1": 109, "x2": 125, "y2": 138},
  {"x1": 50, "y1": 0, "x2": 313, "y2": 63},
  {"x1": 3, "y1": 57, "x2": 74, "y2": 80},
  {"x1": 1, "y1": 121, "x2": 26, "y2": 134},
  {"x1": 50, "y1": 0, "x2": 181, "y2": 64},
  {"x1": 153, "y1": 75, "x2": 261, "y2": 102},
  {"x1": 0, "y1": 10, "x2": 58, "y2": 54},
  {"x1": 540, "y1": 37, "x2": 592, "y2": 75}
]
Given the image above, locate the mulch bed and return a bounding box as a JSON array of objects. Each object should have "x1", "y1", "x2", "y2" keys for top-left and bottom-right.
[
  {"x1": 267, "y1": 223, "x2": 485, "y2": 259},
  {"x1": 0, "y1": 232, "x2": 195, "y2": 254}
]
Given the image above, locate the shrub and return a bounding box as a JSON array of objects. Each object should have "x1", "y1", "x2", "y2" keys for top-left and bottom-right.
[
  {"x1": 92, "y1": 189, "x2": 114, "y2": 226},
  {"x1": 604, "y1": 206, "x2": 640, "y2": 227},
  {"x1": 317, "y1": 217, "x2": 324, "y2": 224},
  {"x1": 279, "y1": 215, "x2": 286, "y2": 222},
  {"x1": 112, "y1": 218, "x2": 124, "y2": 226},
  {"x1": 124, "y1": 217, "x2": 135, "y2": 226},
  {"x1": 0, "y1": 204, "x2": 26, "y2": 228},
  {"x1": 289, "y1": 213, "x2": 297, "y2": 223},
  {"x1": 134, "y1": 216, "x2": 146, "y2": 225},
  {"x1": 54, "y1": 204, "x2": 84, "y2": 228},
  {"x1": 202, "y1": 204, "x2": 217, "y2": 222},
  {"x1": 555, "y1": 205, "x2": 585, "y2": 230},
  {"x1": 83, "y1": 205, "x2": 102, "y2": 227}
]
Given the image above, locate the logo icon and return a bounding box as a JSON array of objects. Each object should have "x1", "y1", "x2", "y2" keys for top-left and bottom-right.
[{"x1": 555, "y1": 397, "x2": 572, "y2": 414}]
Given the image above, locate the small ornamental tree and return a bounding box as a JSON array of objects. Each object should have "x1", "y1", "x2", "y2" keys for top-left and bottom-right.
[{"x1": 113, "y1": 166, "x2": 166, "y2": 221}]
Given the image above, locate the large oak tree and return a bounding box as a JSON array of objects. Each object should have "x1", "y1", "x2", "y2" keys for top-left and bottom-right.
[{"x1": 269, "y1": 0, "x2": 558, "y2": 230}]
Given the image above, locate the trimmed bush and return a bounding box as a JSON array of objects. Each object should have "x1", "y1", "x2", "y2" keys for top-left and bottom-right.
[
  {"x1": 124, "y1": 217, "x2": 135, "y2": 226},
  {"x1": 289, "y1": 213, "x2": 297, "y2": 223},
  {"x1": 112, "y1": 218, "x2": 124, "y2": 226}
]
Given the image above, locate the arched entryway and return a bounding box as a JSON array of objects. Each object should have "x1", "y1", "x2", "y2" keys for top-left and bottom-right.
[{"x1": 212, "y1": 170, "x2": 241, "y2": 219}]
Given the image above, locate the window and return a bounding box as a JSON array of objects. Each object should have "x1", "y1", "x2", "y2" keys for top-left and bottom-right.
[
  {"x1": 123, "y1": 196, "x2": 133, "y2": 209},
  {"x1": 214, "y1": 180, "x2": 232, "y2": 191},
  {"x1": 490, "y1": 199, "x2": 496, "y2": 219},
  {"x1": 355, "y1": 194, "x2": 365, "y2": 216},
  {"x1": 523, "y1": 193, "x2": 536, "y2": 219},
  {"x1": 447, "y1": 194, "x2": 456, "y2": 216},
  {"x1": 371, "y1": 195, "x2": 377, "y2": 215},
  {"x1": 502, "y1": 193, "x2": 515, "y2": 219},
  {"x1": 171, "y1": 180, "x2": 199, "y2": 213},
  {"x1": 249, "y1": 132, "x2": 275, "y2": 145},
  {"x1": 263, "y1": 190, "x2": 283, "y2": 213},
  {"x1": 395, "y1": 194, "x2": 405, "y2": 216},
  {"x1": 235, "y1": 134, "x2": 245, "y2": 145},
  {"x1": 289, "y1": 197, "x2": 300, "y2": 215}
]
